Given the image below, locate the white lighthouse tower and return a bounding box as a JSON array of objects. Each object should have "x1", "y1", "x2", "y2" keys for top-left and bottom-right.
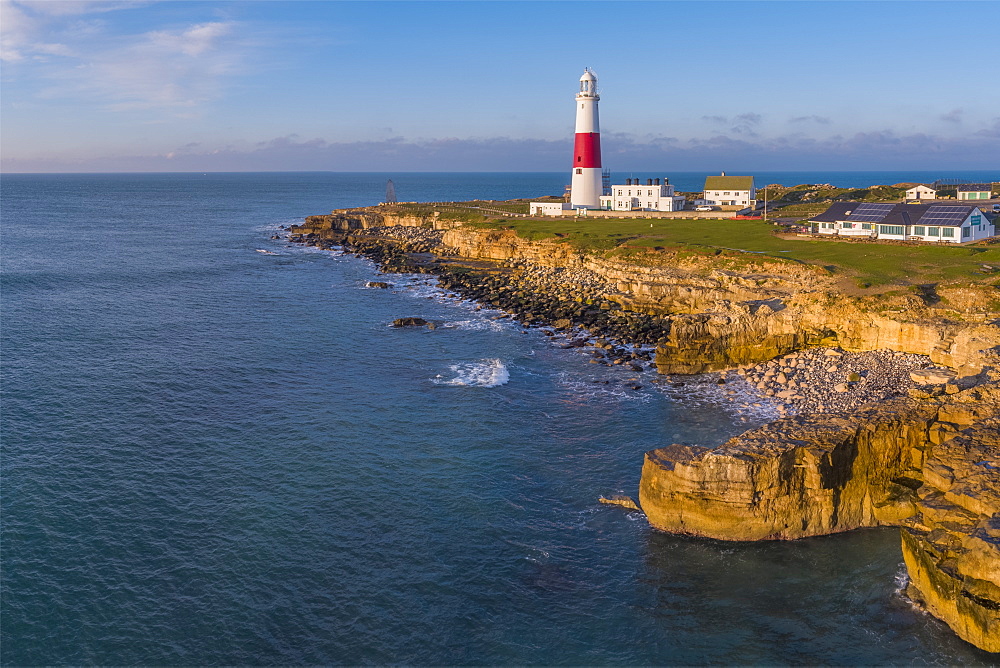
[{"x1": 570, "y1": 69, "x2": 603, "y2": 209}]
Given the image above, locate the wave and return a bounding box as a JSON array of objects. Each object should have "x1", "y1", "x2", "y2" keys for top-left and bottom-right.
[
  {"x1": 441, "y1": 318, "x2": 508, "y2": 332},
  {"x1": 433, "y1": 358, "x2": 509, "y2": 388}
]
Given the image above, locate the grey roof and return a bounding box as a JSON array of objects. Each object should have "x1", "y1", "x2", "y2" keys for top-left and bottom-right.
[
  {"x1": 810, "y1": 202, "x2": 980, "y2": 227},
  {"x1": 958, "y1": 183, "x2": 991, "y2": 192}
]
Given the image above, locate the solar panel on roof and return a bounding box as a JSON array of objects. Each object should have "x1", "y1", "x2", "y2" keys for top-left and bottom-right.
[
  {"x1": 919, "y1": 205, "x2": 969, "y2": 226},
  {"x1": 847, "y1": 203, "x2": 894, "y2": 222}
]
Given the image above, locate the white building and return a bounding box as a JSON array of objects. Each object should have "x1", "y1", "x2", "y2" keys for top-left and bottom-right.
[
  {"x1": 958, "y1": 184, "x2": 992, "y2": 201},
  {"x1": 529, "y1": 201, "x2": 571, "y2": 215},
  {"x1": 810, "y1": 202, "x2": 994, "y2": 243},
  {"x1": 699, "y1": 173, "x2": 756, "y2": 208},
  {"x1": 905, "y1": 184, "x2": 937, "y2": 200},
  {"x1": 599, "y1": 178, "x2": 687, "y2": 212}
]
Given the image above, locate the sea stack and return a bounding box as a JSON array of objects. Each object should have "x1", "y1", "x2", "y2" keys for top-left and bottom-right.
[{"x1": 570, "y1": 68, "x2": 602, "y2": 209}]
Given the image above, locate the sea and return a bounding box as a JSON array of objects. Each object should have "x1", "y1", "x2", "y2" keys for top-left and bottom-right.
[{"x1": 2, "y1": 171, "x2": 998, "y2": 666}]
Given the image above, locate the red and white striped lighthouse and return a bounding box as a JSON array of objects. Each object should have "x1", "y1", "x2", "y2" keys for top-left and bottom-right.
[{"x1": 570, "y1": 69, "x2": 602, "y2": 208}]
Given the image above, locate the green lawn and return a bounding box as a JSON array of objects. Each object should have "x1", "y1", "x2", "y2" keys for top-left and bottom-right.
[
  {"x1": 768, "y1": 202, "x2": 833, "y2": 218},
  {"x1": 469, "y1": 218, "x2": 1000, "y2": 287}
]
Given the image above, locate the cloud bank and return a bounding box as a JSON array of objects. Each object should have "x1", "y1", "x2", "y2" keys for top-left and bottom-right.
[{"x1": 5, "y1": 126, "x2": 999, "y2": 172}]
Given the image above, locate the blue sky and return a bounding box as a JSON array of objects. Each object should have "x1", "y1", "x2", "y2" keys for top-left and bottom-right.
[{"x1": 2, "y1": 0, "x2": 998, "y2": 172}]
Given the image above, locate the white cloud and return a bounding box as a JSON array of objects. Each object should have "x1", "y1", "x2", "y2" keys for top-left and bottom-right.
[
  {"x1": 3, "y1": 1, "x2": 247, "y2": 111},
  {"x1": 67, "y1": 20, "x2": 241, "y2": 110},
  {"x1": 147, "y1": 21, "x2": 232, "y2": 57},
  {"x1": 0, "y1": 0, "x2": 37, "y2": 61},
  {"x1": 1, "y1": 0, "x2": 147, "y2": 61}
]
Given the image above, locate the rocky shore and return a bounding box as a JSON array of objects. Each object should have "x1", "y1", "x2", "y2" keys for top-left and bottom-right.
[{"x1": 286, "y1": 209, "x2": 999, "y2": 652}]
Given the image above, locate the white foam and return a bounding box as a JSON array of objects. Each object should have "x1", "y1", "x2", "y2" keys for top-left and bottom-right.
[
  {"x1": 893, "y1": 563, "x2": 910, "y2": 594},
  {"x1": 433, "y1": 358, "x2": 510, "y2": 388},
  {"x1": 441, "y1": 318, "x2": 508, "y2": 332}
]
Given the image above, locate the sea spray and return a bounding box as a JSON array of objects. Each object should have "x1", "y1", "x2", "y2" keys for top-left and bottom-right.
[{"x1": 433, "y1": 358, "x2": 510, "y2": 387}]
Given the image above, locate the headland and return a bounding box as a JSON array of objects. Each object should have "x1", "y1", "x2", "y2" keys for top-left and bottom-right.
[{"x1": 286, "y1": 196, "x2": 999, "y2": 652}]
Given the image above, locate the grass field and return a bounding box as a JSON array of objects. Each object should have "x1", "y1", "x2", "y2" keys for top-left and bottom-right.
[{"x1": 470, "y1": 218, "x2": 1000, "y2": 287}]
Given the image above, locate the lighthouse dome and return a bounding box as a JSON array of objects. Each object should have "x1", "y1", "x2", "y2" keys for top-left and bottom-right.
[{"x1": 578, "y1": 69, "x2": 598, "y2": 97}]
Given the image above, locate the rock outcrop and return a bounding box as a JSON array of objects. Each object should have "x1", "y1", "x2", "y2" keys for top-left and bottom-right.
[
  {"x1": 293, "y1": 208, "x2": 999, "y2": 374},
  {"x1": 639, "y1": 382, "x2": 1000, "y2": 652}
]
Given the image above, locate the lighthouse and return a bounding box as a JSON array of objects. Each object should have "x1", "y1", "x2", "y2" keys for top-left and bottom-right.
[{"x1": 570, "y1": 69, "x2": 602, "y2": 208}]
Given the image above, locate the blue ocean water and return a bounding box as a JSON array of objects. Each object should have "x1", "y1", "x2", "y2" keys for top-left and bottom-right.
[{"x1": 2, "y1": 172, "x2": 996, "y2": 665}]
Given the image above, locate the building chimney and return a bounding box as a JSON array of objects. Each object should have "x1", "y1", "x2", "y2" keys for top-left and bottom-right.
[
  {"x1": 647, "y1": 178, "x2": 653, "y2": 186},
  {"x1": 655, "y1": 178, "x2": 660, "y2": 185},
  {"x1": 664, "y1": 177, "x2": 669, "y2": 184}
]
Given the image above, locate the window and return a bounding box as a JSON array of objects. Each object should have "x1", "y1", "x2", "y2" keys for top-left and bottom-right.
[
  {"x1": 841, "y1": 222, "x2": 853, "y2": 228},
  {"x1": 941, "y1": 228, "x2": 954, "y2": 237},
  {"x1": 913, "y1": 226, "x2": 925, "y2": 235},
  {"x1": 862, "y1": 223, "x2": 873, "y2": 230},
  {"x1": 724, "y1": 191, "x2": 730, "y2": 195},
  {"x1": 648, "y1": 190, "x2": 653, "y2": 196},
  {"x1": 962, "y1": 227, "x2": 970, "y2": 238},
  {"x1": 576, "y1": 168, "x2": 582, "y2": 174},
  {"x1": 878, "y1": 225, "x2": 904, "y2": 235},
  {"x1": 927, "y1": 226, "x2": 939, "y2": 236},
  {"x1": 617, "y1": 190, "x2": 622, "y2": 196}
]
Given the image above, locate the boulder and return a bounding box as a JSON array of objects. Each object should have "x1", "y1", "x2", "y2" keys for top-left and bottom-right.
[
  {"x1": 910, "y1": 368, "x2": 957, "y2": 385},
  {"x1": 392, "y1": 317, "x2": 429, "y2": 327},
  {"x1": 366, "y1": 281, "x2": 392, "y2": 289}
]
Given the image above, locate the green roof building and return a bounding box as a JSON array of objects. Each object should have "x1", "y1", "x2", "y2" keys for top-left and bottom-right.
[{"x1": 701, "y1": 173, "x2": 756, "y2": 208}]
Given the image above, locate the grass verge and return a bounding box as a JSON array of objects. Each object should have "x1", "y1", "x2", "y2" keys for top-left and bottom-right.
[{"x1": 466, "y1": 217, "x2": 1000, "y2": 287}]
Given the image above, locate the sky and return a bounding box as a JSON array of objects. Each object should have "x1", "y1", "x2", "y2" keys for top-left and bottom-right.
[{"x1": 2, "y1": 0, "x2": 999, "y2": 173}]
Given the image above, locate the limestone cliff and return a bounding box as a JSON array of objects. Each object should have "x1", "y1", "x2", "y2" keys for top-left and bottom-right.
[
  {"x1": 639, "y1": 384, "x2": 1000, "y2": 652},
  {"x1": 292, "y1": 208, "x2": 999, "y2": 374}
]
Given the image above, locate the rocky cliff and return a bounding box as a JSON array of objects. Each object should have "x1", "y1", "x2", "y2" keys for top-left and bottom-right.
[
  {"x1": 639, "y1": 383, "x2": 1000, "y2": 652},
  {"x1": 292, "y1": 207, "x2": 999, "y2": 374}
]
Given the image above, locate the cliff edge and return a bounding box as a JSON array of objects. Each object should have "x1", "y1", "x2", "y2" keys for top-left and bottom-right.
[{"x1": 639, "y1": 382, "x2": 1000, "y2": 652}]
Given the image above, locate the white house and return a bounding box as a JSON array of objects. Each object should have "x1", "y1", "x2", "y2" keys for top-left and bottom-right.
[
  {"x1": 958, "y1": 184, "x2": 992, "y2": 201},
  {"x1": 699, "y1": 173, "x2": 756, "y2": 207},
  {"x1": 905, "y1": 184, "x2": 937, "y2": 200},
  {"x1": 810, "y1": 202, "x2": 994, "y2": 243},
  {"x1": 529, "y1": 201, "x2": 571, "y2": 215},
  {"x1": 598, "y1": 177, "x2": 687, "y2": 212}
]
